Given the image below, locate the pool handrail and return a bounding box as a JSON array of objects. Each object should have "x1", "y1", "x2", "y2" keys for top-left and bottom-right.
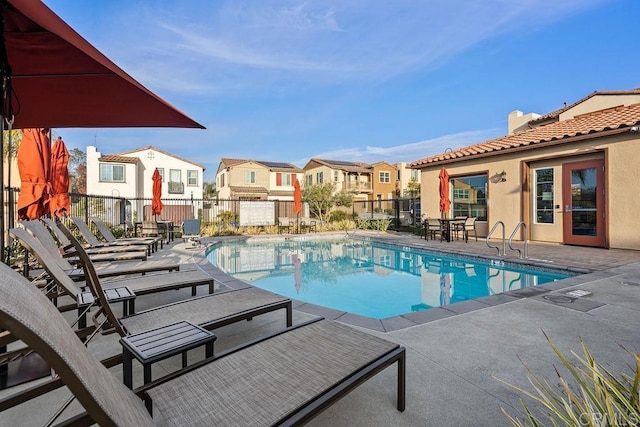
[
  {"x1": 486, "y1": 221, "x2": 505, "y2": 256},
  {"x1": 508, "y1": 222, "x2": 529, "y2": 259}
]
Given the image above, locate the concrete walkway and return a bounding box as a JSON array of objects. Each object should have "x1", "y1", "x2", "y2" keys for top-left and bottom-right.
[{"x1": 2, "y1": 231, "x2": 640, "y2": 426}]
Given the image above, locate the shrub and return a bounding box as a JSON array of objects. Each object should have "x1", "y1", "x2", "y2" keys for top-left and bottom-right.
[
  {"x1": 329, "y1": 210, "x2": 352, "y2": 222},
  {"x1": 498, "y1": 332, "x2": 640, "y2": 426}
]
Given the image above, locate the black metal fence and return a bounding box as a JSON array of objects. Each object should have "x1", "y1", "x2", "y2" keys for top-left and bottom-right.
[{"x1": 2, "y1": 186, "x2": 422, "y2": 249}]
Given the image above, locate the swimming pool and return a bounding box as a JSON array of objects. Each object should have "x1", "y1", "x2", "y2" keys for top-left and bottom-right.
[{"x1": 206, "y1": 237, "x2": 572, "y2": 319}]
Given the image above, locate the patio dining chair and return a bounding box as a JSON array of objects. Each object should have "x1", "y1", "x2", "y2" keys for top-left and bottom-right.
[
  {"x1": 461, "y1": 217, "x2": 478, "y2": 242},
  {"x1": 0, "y1": 260, "x2": 405, "y2": 426},
  {"x1": 424, "y1": 218, "x2": 443, "y2": 241}
]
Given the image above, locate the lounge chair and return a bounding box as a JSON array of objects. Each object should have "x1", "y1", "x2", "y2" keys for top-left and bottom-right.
[
  {"x1": 57, "y1": 221, "x2": 292, "y2": 337},
  {"x1": 90, "y1": 216, "x2": 162, "y2": 253},
  {"x1": 69, "y1": 216, "x2": 152, "y2": 255},
  {"x1": 0, "y1": 261, "x2": 405, "y2": 426},
  {"x1": 15, "y1": 221, "x2": 181, "y2": 280},
  {"x1": 10, "y1": 227, "x2": 215, "y2": 302},
  {"x1": 22, "y1": 219, "x2": 148, "y2": 263}
]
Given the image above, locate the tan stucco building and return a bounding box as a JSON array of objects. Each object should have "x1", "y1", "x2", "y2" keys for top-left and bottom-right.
[
  {"x1": 411, "y1": 89, "x2": 640, "y2": 250},
  {"x1": 216, "y1": 158, "x2": 304, "y2": 201}
]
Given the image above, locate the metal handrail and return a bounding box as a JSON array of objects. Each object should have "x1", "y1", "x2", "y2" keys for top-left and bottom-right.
[
  {"x1": 508, "y1": 222, "x2": 529, "y2": 259},
  {"x1": 486, "y1": 221, "x2": 505, "y2": 256}
]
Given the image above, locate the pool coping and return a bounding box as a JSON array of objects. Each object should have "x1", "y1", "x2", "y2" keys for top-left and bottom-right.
[{"x1": 201, "y1": 233, "x2": 600, "y2": 332}]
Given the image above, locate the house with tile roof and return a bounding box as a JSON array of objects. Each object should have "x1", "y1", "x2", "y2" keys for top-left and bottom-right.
[
  {"x1": 302, "y1": 158, "x2": 374, "y2": 201},
  {"x1": 215, "y1": 158, "x2": 304, "y2": 201},
  {"x1": 410, "y1": 89, "x2": 640, "y2": 250},
  {"x1": 86, "y1": 145, "x2": 205, "y2": 223}
]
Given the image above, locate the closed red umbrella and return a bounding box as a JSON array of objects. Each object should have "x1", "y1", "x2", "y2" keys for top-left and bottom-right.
[
  {"x1": 293, "y1": 178, "x2": 302, "y2": 215},
  {"x1": 439, "y1": 167, "x2": 450, "y2": 218},
  {"x1": 16, "y1": 128, "x2": 51, "y2": 220},
  {"x1": 293, "y1": 178, "x2": 302, "y2": 233},
  {"x1": 151, "y1": 169, "x2": 164, "y2": 218},
  {"x1": 49, "y1": 136, "x2": 70, "y2": 217}
]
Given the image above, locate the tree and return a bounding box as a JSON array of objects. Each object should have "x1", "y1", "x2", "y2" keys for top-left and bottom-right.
[
  {"x1": 302, "y1": 183, "x2": 355, "y2": 222},
  {"x1": 406, "y1": 179, "x2": 420, "y2": 199},
  {"x1": 203, "y1": 181, "x2": 217, "y2": 198},
  {"x1": 68, "y1": 148, "x2": 86, "y2": 194}
]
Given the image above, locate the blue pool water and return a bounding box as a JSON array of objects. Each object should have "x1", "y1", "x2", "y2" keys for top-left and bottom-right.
[{"x1": 206, "y1": 238, "x2": 571, "y2": 319}]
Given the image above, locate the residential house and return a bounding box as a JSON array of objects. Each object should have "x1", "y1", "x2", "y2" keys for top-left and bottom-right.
[
  {"x1": 86, "y1": 145, "x2": 205, "y2": 223},
  {"x1": 370, "y1": 161, "x2": 396, "y2": 213},
  {"x1": 302, "y1": 158, "x2": 373, "y2": 200},
  {"x1": 394, "y1": 162, "x2": 420, "y2": 198},
  {"x1": 215, "y1": 158, "x2": 304, "y2": 201},
  {"x1": 410, "y1": 88, "x2": 640, "y2": 250}
]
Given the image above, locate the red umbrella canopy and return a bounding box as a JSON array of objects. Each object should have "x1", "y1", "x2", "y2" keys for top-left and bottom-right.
[
  {"x1": 16, "y1": 128, "x2": 50, "y2": 220},
  {"x1": 1, "y1": 0, "x2": 204, "y2": 129},
  {"x1": 151, "y1": 169, "x2": 164, "y2": 216},
  {"x1": 438, "y1": 167, "x2": 450, "y2": 217},
  {"x1": 293, "y1": 178, "x2": 302, "y2": 215},
  {"x1": 49, "y1": 136, "x2": 70, "y2": 217}
]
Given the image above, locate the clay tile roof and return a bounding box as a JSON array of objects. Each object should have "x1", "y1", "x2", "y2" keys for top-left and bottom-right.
[
  {"x1": 529, "y1": 88, "x2": 640, "y2": 125},
  {"x1": 114, "y1": 146, "x2": 206, "y2": 169},
  {"x1": 98, "y1": 154, "x2": 138, "y2": 164},
  {"x1": 221, "y1": 158, "x2": 303, "y2": 172},
  {"x1": 410, "y1": 103, "x2": 640, "y2": 168}
]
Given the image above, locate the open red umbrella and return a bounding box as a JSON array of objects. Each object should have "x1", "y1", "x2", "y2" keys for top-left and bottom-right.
[
  {"x1": 151, "y1": 169, "x2": 164, "y2": 218},
  {"x1": 16, "y1": 128, "x2": 51, "y2": 220},
  {"x1": 49, "y1": 136, "x2": 70, "y2": 217},
  {"x1": 439, "y1": 167, "x2": 450, "y2": 218}
]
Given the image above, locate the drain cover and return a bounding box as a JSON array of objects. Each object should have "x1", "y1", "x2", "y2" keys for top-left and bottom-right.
[
  {"x1": 621, "y1": 281, "x2": 640, "y2": 287},
  {"x1": 543, "y1": 295, "x2": 576, "y2": 304}
]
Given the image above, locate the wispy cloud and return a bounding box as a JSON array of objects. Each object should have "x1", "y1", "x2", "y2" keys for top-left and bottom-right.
[
  {"x1": 115, "y1": 0, "x2": 610, "y2": 93},
  {"x1": 300, "y1": 128, "x2": 503, "y2": 166}
]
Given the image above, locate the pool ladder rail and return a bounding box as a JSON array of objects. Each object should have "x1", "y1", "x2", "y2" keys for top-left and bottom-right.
[{"x1": 486, "y1": 221, "x2": 529, "y2": 259}]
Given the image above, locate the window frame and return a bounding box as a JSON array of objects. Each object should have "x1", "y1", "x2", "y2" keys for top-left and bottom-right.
[
  {"x1": 379, "y1": 171, "x2": 390, "y2": 183},
  {"x1": 534, "y1": 167, "x2": 555, "y2": 224},
  {"x1": 245, "y1": 170, "x2": 256, "y2": 184},
  {"x1": 451, "y1": 174, "x2": 487, "y2": 221},
  {"x1": 169, "y1": 169, "x2": 181, "y2": 183},
  {"x1": 187, "y1": 170, "x2": 198, "y2": 186},
  {"x1": 99, "y1": 163, "x2": 125, "y2": 183}
]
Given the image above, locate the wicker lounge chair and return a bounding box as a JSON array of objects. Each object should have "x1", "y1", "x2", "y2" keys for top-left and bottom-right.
[
  {"x1": 0, "y1": 261, "x2": 405, "y2": 426},
  {"x1": 18, "y1": 220, "x2": 180, "y2": 280},
  {"x1": 90, "y1": 216, "x2": 162, "y2": 253}
]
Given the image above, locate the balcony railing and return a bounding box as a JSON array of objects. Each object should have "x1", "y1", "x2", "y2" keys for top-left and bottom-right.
[
  {"x1": 342, "y1": 181, "x2": 372, "y2": 192},
  {"x1": 168, "y1": 181, "x2": 184, "y2": 194}
]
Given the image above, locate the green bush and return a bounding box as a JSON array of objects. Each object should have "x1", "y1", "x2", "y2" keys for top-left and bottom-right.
[
  {"x1": 499, "y1": 332, "x2": 640, "y2": 426},
  {"x1": 329, "y1": 210, "x2": 352, "y2": 222}
]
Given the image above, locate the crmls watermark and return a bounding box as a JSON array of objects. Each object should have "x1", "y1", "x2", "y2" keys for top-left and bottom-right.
[{"x1": 578, "y1": 412, "x2": 640, "y2": 425}]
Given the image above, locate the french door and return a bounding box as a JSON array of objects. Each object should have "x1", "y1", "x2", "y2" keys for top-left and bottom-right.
[{"x1": 562, "y1": 159, "x2": 605, "y2": 247}]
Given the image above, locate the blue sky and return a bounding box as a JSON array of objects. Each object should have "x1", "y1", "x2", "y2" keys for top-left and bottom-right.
[{"x1": 44, "y1": 0, "x2": 639, "y2": 182}]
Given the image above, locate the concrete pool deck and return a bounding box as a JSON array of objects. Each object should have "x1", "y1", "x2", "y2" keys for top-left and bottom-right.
[{"x1": 2, "y1": 230, "x2": 640, "y2": 426}]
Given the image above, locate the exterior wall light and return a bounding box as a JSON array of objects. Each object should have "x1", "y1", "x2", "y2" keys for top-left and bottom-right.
[{"x1": 499, "y1": 171, "x2": 507, "y2": 182}]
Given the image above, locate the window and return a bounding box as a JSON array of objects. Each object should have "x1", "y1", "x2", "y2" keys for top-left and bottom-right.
[
  {"x1": 245, "y1": 170, "x2": 256, "y2": 184},
  {"x1": 411, "y1": 170, "x2": 419, "y2": 181},
  {"x1": 276, "y1": 173, "x2": 292, "y2": 186},
  {"x1": 156, "y1": 168, "x2": 164, "y2": 181},
  {"x1": 187, "y1": 170, "x2": 198, "y2": 186},
  {"x1": 306, "y1": 175, "x2": 312, "y2": 186},
  {"x1": 99, "y1": 163, "x2": 125, "y2": 182},
  {"x1": 316, "y1": 172, "x2": 323, "y2": 184},
  {"x1": 451, "y1": 174, "x2": 487, "y2": 221},
  {"x1": 334, "y1": 170, "x2": 339, "y2": 182},
  {"x1": 534, "y1": 168, "x2": 554, "y2": 224},
  {"x1": 284, "y1": 173, "x2": 291, "y2": 185},
  {"x1": 396, "y1": 169, "x2": 401, "y2": 180},
  {"x1": 169, "y1": 169, "x2": 181, "y2": 183},
  {"x1": 219, "y1": 173, "x2": 225, "y2": 187},
  {"x1": 379, "y1": 171, "x2": 390, "y2": 183}
]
